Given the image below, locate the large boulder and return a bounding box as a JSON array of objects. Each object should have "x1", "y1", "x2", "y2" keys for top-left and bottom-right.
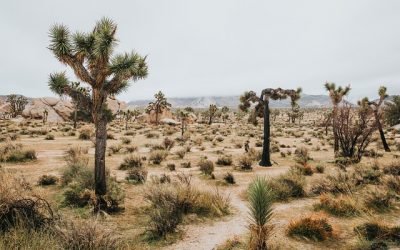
[{"x1": 160, "y1": 118, "x2": 180, "y2": 125}]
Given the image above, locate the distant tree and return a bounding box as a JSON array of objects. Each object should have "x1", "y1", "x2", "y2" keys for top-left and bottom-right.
[
  {"x1": 184, "y1": 106, "x2": 194, "y2": 113},
  {"x1": 6, "y1": 94, "x2": 28, "y2": 118},
  {"x1": 146, "y1": 91, "x2": 171, "y2": 125},
  {"x1": 325, "y1": 82, "x2": 351, "y2": 154},
  {"x1": 42, "y1": 109, "x2": 48, "y2": 124},
  {"x1": 358, "y1": 86, "x2": 390, "y2": 152},
  {"x1": 207, "y1": 104, "x2": 218, "y2": 125},
  {"x1": 221, "y1": 106, "x2": 230, "y2": 123},
  {"x1": 240, "y1": 88, "x2": 302, "y2": 167},
  {"x1": 48, "y1": 18, "x2": 148, "y2": 211},
  {"x1": 123, "y1": 109, "x2": 140, "y2": 130},
  {"x1": 385, "y1": 95, "x2": 400, "y2": 126},
  {"x1": 271, "y1": 109, "x2": 280, "y2": 121},
  {"x1": 177, "y1": 110, "x2": 189, "y2": 137}
]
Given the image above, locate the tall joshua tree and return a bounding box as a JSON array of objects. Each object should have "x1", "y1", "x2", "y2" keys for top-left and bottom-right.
[
  {"x1": 123, "y1": 109, "x2": 140, "y2": 130},
  {"x1": 359, "y1": 86, "x2": 390, "y2": 152},
  {"x1": 177, "y1": 110, "x2": 189, "y2": 137},
  {"x1": 207, "y1": 104, "x2": 218, "y2": 125},
  {"x1": 221, "y1": 106, "x2": 230, "y2": 123},
  {"x1": 324, "y1": 82, "x2": 351, "y2": 154},
  {"x1": 146, "y1": 91, "x2": 171, "y2": 125},
  {"x1": 240, "y1": 88, "x2": 301, "y2": 167},
  {"x1": 48, "y1": 18, "x2": 148, "y2": 210}
]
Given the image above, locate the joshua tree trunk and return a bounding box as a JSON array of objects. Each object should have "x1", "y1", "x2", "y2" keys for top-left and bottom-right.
[
  {"x1": 260, "y1": 99, "x2": 272, "y2": 167},
  {"x1": 73, "y1": 104, "x2": 78, "y2": 129},
  {"x1": 209, "y1": 115, "x2": 212, "y2": 125},
  {"x1": 333, "y1": 106, "x2": 339, "y2": 154},
  {"x1": 181, "y1": 120, "x2": 185, "y2": 137},
  {"x1": 374, "y1": 111, "x2": 390, "y2": 152}
]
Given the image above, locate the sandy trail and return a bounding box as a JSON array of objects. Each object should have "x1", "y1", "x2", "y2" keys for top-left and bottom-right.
[{"x1": 165, "y1": 167, "x2": 288, "y2": 250}]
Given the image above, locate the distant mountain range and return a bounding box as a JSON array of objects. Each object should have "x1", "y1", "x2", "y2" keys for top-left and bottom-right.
[{"x1": 128, "y1": 94, "x2": 333, "y2": 109}]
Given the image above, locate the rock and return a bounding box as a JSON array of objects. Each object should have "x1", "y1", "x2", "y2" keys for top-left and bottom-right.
[{"x1": 160, "y1": 118, "x2": 180, "y2": 125}]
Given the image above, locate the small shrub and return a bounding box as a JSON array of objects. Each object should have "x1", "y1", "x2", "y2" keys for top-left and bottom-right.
[
  {"x1": 119, "y1": 154, "x2": 142, "y2": 170},
  {"x1": 287, "y1": 215, "x2": 334, "y2": 241},
  {"x1": 364, "y1": 189, "x2": 394, "y2": 212},
  {"x1": 78, "y1": 127, "x2": 93, "y2": 140},
  {"x1": 236, "y1": 155, "x2": 253, "y2": 171},
  {"x1": 216, "y1": 155, "x2": 233, "y2": 166},
  {"x1": 45, "y1": 134, "x2": 55, "y2": 140},
  {"x1": 199, "y1": 158, "x2": 214, "y2": 175},
  {"x1": 121, "y1": 137, "x2": 131, "y2": 145},
  {"x1": 315, "y1": 164, "x2": 325, "y2": 173},
  {"x1": 269, "y1": 171, "x2": 305, "y2": 201},
  {"x1": 383, "y1": 162, "x2": 400, "y2": 176},
  {"x1": 314, "y1": 194, "x2": 360, "y2": 217},
  {"x1": 181, "y1": 161, "x2": 191, "y2": 168},
  {"x1": 176, "y1": 149, "x2": 186, "y2": 159},
  {"x1": 149, "y1": 150, "x2": 168, "y2": 164},
  {"x1": 167, "y1": 163, "x2": 176, "y2": 171},
  {"x1": 126, "y1": 168, "x2": 147, "y2": 184},
  {"x1": 355, "y1": 222, "x2": 400, "y2": 243},
  {"x1": 37, "y1": 175, "x2": 58, "y2": 186},
  {"x1": 223, "y1": 172, "x2": 235, "y2": 184}
]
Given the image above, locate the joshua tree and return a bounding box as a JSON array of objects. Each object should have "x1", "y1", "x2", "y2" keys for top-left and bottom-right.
[
  {"x1": 324, "y1": 82, "x2": 351, "y2": 154},
  {"x1": 358, "y1": 86, "x2": 391, "y2": 152},
  {"x1": 177, "y1": 110, "x2": 189, "y2": 137},
  {"x1": 48, "y1": 18, "x2": 148, "y2": 211},
  {"x1": 42, "y1": 109, "x2": 48, "y2": 124},
  {"x1": 221, "y1": 106, "x2": 230, "y2": 123},
  {"x1": 206, "y1": 104, "x2": 218, "y2": 125},
  {"x1": 271, "y1": 109, "x2": 280, "y2": 121},
  {"x1": 123, "y1": 109, "x2": 141, "y2": 130},
  {"x1": 6, "y1": 94, "x2": 28, "y2": 118},
  {"x1": 248, "y1": 177, "x2": 274, "y2": 250},
  {"x1": 184, "y1": 106, "x2": 194, "y2": 113},
  {"x1": 240, "y1": 88, "x2": 302, "y2": 166},
  {"x1": 385, "y1": 95, "x2": 400, "y2": 126},
  {"x1": 146, "y1": 91, "x2": 171, "y2": 125}
]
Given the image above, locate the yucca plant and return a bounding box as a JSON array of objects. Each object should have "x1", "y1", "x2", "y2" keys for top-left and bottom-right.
[{"x1": 248, "y1": 177, "x2": 274, "y2": 250}]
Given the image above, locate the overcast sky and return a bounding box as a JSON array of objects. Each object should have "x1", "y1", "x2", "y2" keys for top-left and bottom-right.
[{"x1": 0, "y1": 0, "x2": 399, "y2": 102}]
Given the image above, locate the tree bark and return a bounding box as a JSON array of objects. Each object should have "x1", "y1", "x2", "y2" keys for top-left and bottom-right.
[
  {"x1": 333, "y1": 106, "x2": 339, "y2": 154},
  {"x1": 375, "y1": 111, "x2": 390, "y2": 152},
  {"x1": 73, "y1": 104, "x2": 78, "y2": 129},
  {"x1": 260, "y1": 99, "x2": 272, "y2": 167}
]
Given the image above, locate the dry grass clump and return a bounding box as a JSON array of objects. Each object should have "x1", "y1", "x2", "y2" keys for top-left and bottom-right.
[
  {"x1": 0, "y1": 169, "x2": 54, "y2": 232},
  {"x1": 236, "y1": 154, "x2": 253, "y2": 171},
  {"x1": 199, "y1": 158, "x2": 215, "y2": 176},
  {"x1": 149, "y1": 149, "x2": 168, "y2": 164},
  {"x1": 216, "y1": 154, "x2": 233, "y2": 166},
  {"x1": 78, "y1": 126, "x2": 93, "y2": 140},
  {"x1": 355, "y1": 221, "x2": 400, "y2": 245},
  {"x1": 119, "y1": 154, "x2": 143, "y2": 170},
  {"x1": 144, "y1": 174, "x2": 230, "y2": 239},
  {"x1": 0, "y1": 141, "x2": 36, "y2": 163},
  {"x1": 269, "y1": 170, "x2": 306, "y2": 201},
  {"x1": 383, "y1": 161, "x2": 400, "y2": 175},
  {"x1": 287, "y1": 214, "x2": 334, "y2": 241},
  {"x1": 363, "y1": 189, "x2": 395, "y2": 213},
  {"x1": 310, "y1": 171, "x2": 356, "y2": 195},
  {"x1": 37, "y1": 174, "x2": 58, "y2": 186},
  {"x1": 314, "y1": 194, "x2": 360, "y2": 217}
]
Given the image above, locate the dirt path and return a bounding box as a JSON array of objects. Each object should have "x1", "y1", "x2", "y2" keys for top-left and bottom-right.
[{"x1": 165, "y1": 167, "x2": 288, "y2": 250}]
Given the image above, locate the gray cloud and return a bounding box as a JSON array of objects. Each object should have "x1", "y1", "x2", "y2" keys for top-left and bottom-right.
[{"x1": 1, "y1": 0, "x2": 399, "y2": 102}]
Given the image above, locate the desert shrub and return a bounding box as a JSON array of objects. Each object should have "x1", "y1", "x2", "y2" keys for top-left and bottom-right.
[
  {"x1": 55, "y1": 220, "x2": 119, "y2": 250},
  {"x1": 216, "y1": 155, "x2": 233, "y2": 166},
  {"x1": 223, "y1": 172, "x2": 235, "y2": 184},
  {"x1": 314, "y1": 194, "x2": 360, "y2": 217},
  {"x1": 163, "y1": 137, "x2": 175, "y2": 151},
  {"x1": 353, "y1": 165, "x2": 382, "y2": 185},
  {"x1": 364, "y1": 189, "x2": 395, "y2": 212},
  {"x1": 294, "y1": 146, "x2": 311, "y2": 166},
  {"x1": 310, "y1": 172, "x2": 356, "y2": 195},
  {"x1": 385, "y1": 175, "x2": 400, "y2": 194},
  {"x1": 176, "y1": 149, "x2": 186, "y2": 159},
  {"x1": 248, "y1": 148, "x2": 262, "y2": 162},
  {"x1": 144, "y1": 178, "x2": 230, "y2": 239},
  {"x1": 269, "y1": 171, "x2": 305, "y2": 201},
  {"x1": 287, "y1": 215, "x2": 334, "y2": 241},
  {"x1": 167, "y1": 163, "x2": 176, "y2": 171},
  {"x1": 65, "y1": 147, "x2": 89, "y2": 167},
  {"x1": 125, "y1": 145, "x2": 137, "y2": 153},
  {"x1": 78, "y1": 127, "x2": 93, "y2": 140},
  {"x1": 383, "y1": 162, "x2": 400, "y2": 175},
  {"x1": 38, "y1": 175, "x2": 58, "y2": 186},
  {"x1": 0, "y1": 141, "x2": 37, "y2": 162},
  {"x1": 119, "y1": 154, "x2": 142, "y2": 170},
  {"x1": 181, "y1": 161, "x2": 191, "y2": 168},
  {"x1": 149, "y1": 150, "x2": 168, "y2": 164},
  {"x1": 236, "y1": 155, "x2": 253, "y2": 171},
  {"x1": 293, "y1": 165, "x2": 313, "y2": 176},
  {"x1": 0, "y1": 170, "x2": 54, "y2": 232},
  {"x1": 315, "y1": 164, "x2": 325, "y2": 173},
  {"x1": 0, "y1": 226, "x2": 60, "y2": 249},
  {"x1": 355, "y1": 222, "x2": 400, "y2": 243},
  {"x1": 108, "y1": 144, "x2": 123, "y2": 154},
  {"x1": 121, "y1": 137, "x2": 131, "y2": 144},
  {"x1": 125, "y1": 168, "x2": 147, "y2": 184},
  {"x1": 199, "y1": 158, "x2": 214, "y2": 175},
  {"x1": 107, "y1": 133, "x2": 115, "y2": 139},
  {"x1": 146, "y1": 132, "x2": 159, "y2": 139},
  {"x1": 45, "y1": 134, "x2": 55, "y2": 140}
]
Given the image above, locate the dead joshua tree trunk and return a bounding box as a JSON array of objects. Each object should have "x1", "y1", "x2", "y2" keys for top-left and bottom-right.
[
  {"x1": 260, "y1": 97, "x2": 272, "y2": 166},
  {"x1": 374, "y1": 110, "x2": 390, "y2": 152}
]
